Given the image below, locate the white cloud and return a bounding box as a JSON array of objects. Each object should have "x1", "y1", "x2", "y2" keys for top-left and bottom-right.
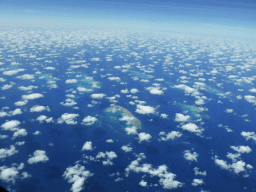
[
  {"x1": 174, "y1": 113, "x2": 190, "y2": 122},
  {"x1": 249, "y1": 88, "x2": 256, "y2": 93},
  {"x1": 90, "y1": 93, "x2": 105, "y2": 99},
  {"x1": 180, "y1": 123, "x2": 202, "y2": 134},
  {"x1": 184, "y1": 150, "x2": 198, "y2": 162},
  {"x1": 33, "y1": 131, "x2": 41, "y2": 135},
  {"x1": 192, "y1": 179, "x2": 204, "y2": 186},
  {"x1": 0, "y1": 166, "x2": 19, "y2": 184},
  {"x1": 30, "y1": 105, "x2": 50, "y2": 112},
  {"x1": 27, "y1": 150, "x2": 49, "y2": 164},
  {"x1": 22, "y1": 93, "x2": 44, "y2": 100},
  {"x1": 241, "y1": 131, "x2": 256, "y2": 142},
  {"x1": 121, "y1": 89, "x2": 129, "y2": 94},
  {"x1": 230, "y1": 146, "x2": 252, "y2": 153},
  {"x1": 44, "y1": 67, "x2": 55, "y2": 70},
  {"x1": 82, "y1": 141, "x2": 93, "y2": 151},
  {"x1": 225, "y1": 109, "x2": 234, "y2": 113},
  {"x1": 13, "y1": 129, "x2": 27, "y2": 139},
  {"x1": 130, "y1": 88, "x2": 139, "y2": 94},
  {"x1": 159, "y1": 131, "x2": 182, "y2": 141},
  {"x1": 138, "y1": 133, "x2": 152, "y2": 143},
  {"x1": 0, "y1": 111, "x2": 8, "y2": 117},
  {"x1": 160, "y1": 114, "x2": 168, "y2": 119},
  {"x1": 1, "y1": 84, "x2": 13, "y2": 90},
  {"x1": 57, "y1": 113, "x2": 79, "y2": 125},
  {"x1": 139, "y1": 180, "x2": 147, "y2": 187},
  {"x1": 10, "y1": 108, "x2": 22, "y2": 116},
  {"x1": 77, "y1": 87, "x2": 93, "y2": 92},
  {"x1": 3, "y1": 69, "x2": 25, "y2": 76},
  {"x1": 244, "y1": 95, "x2": 256, "y2": 105},
  {"x1": 121, "y1": 145, "x2": 133, "y2": 152},
  {"x1": 66, "y1": 79, "x2": 77, "y2": 84},
  {"x1": 17, "y1": 74, "x2": 34, "y2": 80},
  {"x1": 63, "y1": 164, "x2": 94, "y2": 192},
  {"x1": 81, "y1": 116, "x2": 97, "y2": 125},
  {"x1": 14, "y1": 100, "x2": 28, "y2": 106},
  {"x1": 231, "y1": 161, "x2": 246, "y2": 174},
  {"x1": 215, "y1": 158, "x2": 229, "y2": 170},
  {"x1": 193, "y1": 167, "x2": 206, "y2": 176},
  {"x1": 106, "y1": 139, "x2": 114, "y2": 143},
  {"x1": 18, "y1": 85, "x2": 38, "y2": 91},
  {"x1": 135, "y1": 105, "x2": 155, "y2": 115},
  {"x1": 1, "y1": 120, "x2": 21, "y2": 131},
  {"x1": 150, "y1": 88, "x2": 163, "y2": 95},
  {"x1": 0, "y1": 145, "x2": 18, "y2": 159},
  {"x1": 125, "y1": 126, "x2": 138, "y2": 135},
  {"x1": 108, "y1": 77, "x2": 121, "y2": 81}
]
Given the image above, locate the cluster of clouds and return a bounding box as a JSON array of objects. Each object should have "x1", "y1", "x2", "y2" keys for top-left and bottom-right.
[
  {"x1": 214, "y1": 145, "x2": 253, "y2": 175},
  {"x1": 63, "y1": 163, "x2": 94, "y2": 192},
  {"x1": 125, "y1": 153, "x2": 183, "y2": 190}
]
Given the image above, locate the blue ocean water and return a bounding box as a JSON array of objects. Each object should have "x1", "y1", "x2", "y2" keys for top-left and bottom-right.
[{"x1": 0, "y1": 29, "x2": 256, "y2": 192}]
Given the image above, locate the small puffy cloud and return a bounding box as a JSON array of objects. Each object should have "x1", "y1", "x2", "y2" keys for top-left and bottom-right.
[
  {"x1": 77, "y1": 87, "x2": 93, "y2": 92},
  {"x1": 0, "y1": 111, "x2": 8, "y2": 117},
  {"x1": 150, "y1": 88, "x2": 163, "y2": 95},
  {"x1": 0, "y1": 145, "x2": 18, "y2": 159},
  {"x1": 36, "y1": 115, "x2": 47, "y2": 122},
  {"x1": 215, "y1": 158, "x2": 230, "y2": 170},
  {"x1": 3, "y1": 69, "x2": 25, "y2": 76},
  {"x1": 155, "y1": 78, "x2": 164, "y2": 81},
  {"x1": 0, "y1": 166, "x2": 19, "y2": 184},
  {"x1": 63, "y1": 164, "x2": 94, "y2": 192},
  {"x1": 33, "y1": 131, "x2": 41, "y2": 135},
  {"x1": 14, "y1": 100, "x2": 28, "y2": 106},
  {"x1": 17, "y1": 74, "x2": 34, "y2": 80},
  {"x1": 136, "y1": 105, "x2": 155, "y2": 115},
  {"x1": 159, "y1": 131, "x2": 182, "y2": 141},
  {"x1": 241, "y1": 131, "x2": 256, "y2": 142},
  {"x1": 174, "y1": 113, "x2": 190, "y2": 122},
  {"x1": 66, "y1": 79, "x2": 77, "y2": 84},
  {"x1": 27, "y1": 150, "x2": 49, "y2": 164},
  {"x1": 121, "y1": 89, "x2": 129, "y2": 94},
  {"x1": 1, "y1": 120, "x2": 21, "y2": 131},
  {"x1": 139, "y1": 180, "x2": 147, "y2": 187},
  {"x1": 160, "y1": 114, "x2": 168, "y2": 119},
  {"x1": 13, "y1": 129, "x2": 27, "y2": 139},
  {"x1": 195, "y1": 99, "x2": 205, "y2": 105},
  {"x1": 81, "y1": 116, "x2": 97, "y2": 125},
  {"x1": 90, "y1": 57, "x2": 100, "y2": 61},
  {"x1": 30, "y1": 105, "x2": 50, "y2": 112},
  {"x1": 130, "y1": 88, "x2": 139, "y2": 94},
  {"x1": 15, "y1": 141, "x2": 25, "y2": 146},
  {"x1": 18, "y1": 85, "x2": 38, "y2": 91},
  {"x1": 125, "y1": 126, "x2": 138, "y2": 135},
  {"x1": 108, "y1": 77, "x2": 121, "y2": 81},
  {"x1": 138, "y1": 133, "x2": 152, "y2": 143},
  {"x1": 106, "y1": 139, "x2": 114, "y2": 143},
  {"x1": 44, "y1": 67, "x2": 55, "y2": 70},
  {"x1": 244, "y1": 95, "x2": 256, "y2": 104},
  {"x1": 225, "y1": 109, "x2": 234, "y2": 113},
  {"x1": 1, "y1": 84, "x2": 13, "y2": 90},
  {"x1": 193, "y1": 167, "x2": 206, "y2": 176},
  {"x1": 192, "y1": 179, "x2": 204, "y2": 186},
  {"x1": 82, "y1": 141, "x2": 93, "y2": 151},
  {"x1": 249, "y1": 88, "x2": 256, "y2": 93},
  {"x1": 22, "y1": 93, "x2": 44, "y2": 100},
  {"x1": 121, "y1": 145, "x2": 133, "y2": 152},
  {"x1": 10, "y1": 108, "x2": 22, "y2": 116},
  {"x1": 180, "y1": 123, "x2": 202, "y2": 134},
  {"x1": 230, "y1": 146, "x2": 252, "y2": 153},
  {"x1": 90, "y1": 93, "x2": 105, "y2": 99},
  {"x1": 57, "y1": 113, "x2": 79, "y2": 125},
  {"x1": 230, "y1": 161, "x2": 246, "y2": 174},
  {"x1": 184, "y1": 150, "x2": 198, "y2": 162}
]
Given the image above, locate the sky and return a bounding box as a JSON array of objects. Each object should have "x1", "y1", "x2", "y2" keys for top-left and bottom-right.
[{"x1": 1, "y1": 0, "x2": 256, "y2": 38}]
